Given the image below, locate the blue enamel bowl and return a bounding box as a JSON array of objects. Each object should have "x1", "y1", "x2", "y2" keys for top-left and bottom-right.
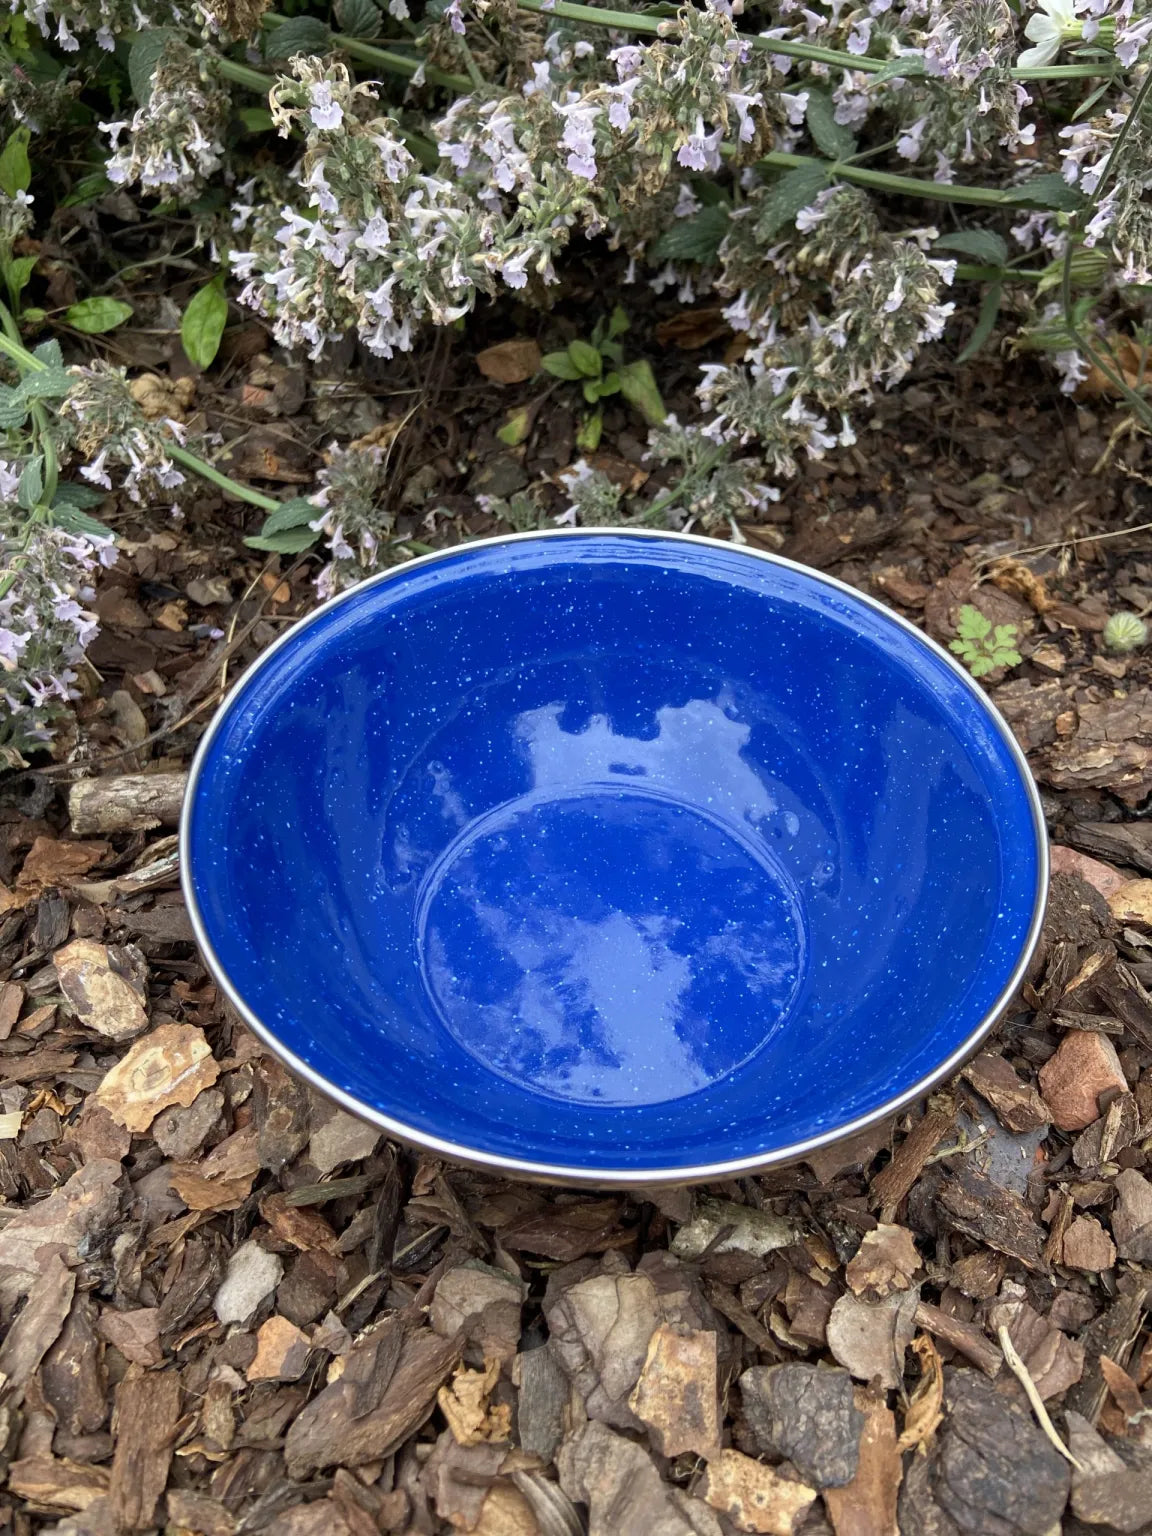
[{"x1": 182, "y1": 530, "x2": 1046, "y2": 1184}]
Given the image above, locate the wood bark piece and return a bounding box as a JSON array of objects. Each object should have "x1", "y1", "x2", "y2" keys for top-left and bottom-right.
[
  {"x1": 0, "y1": 1251, "x2": 75, "y2": 1398},
  {"x1": 108, "y1": 1365, "x2": 181, "y2": 1529},
  {"x1": 284, "y1": 1325, "x2": 460, "y2": 1476},
  {"x1": 824, "y1": 1389, "x2": 902, "y2": 1536},
  {"x1": 628, "y1": 1324, "x2": 719, "y2": 1457},
  {"x1": 6, "y1": 1457, "x2": 110, "y2": 1511},
  {"x1": 0, "y1": 1157, "x2": 122, "y2": 1306},
  {"x1": 869, "y1": 1098, "x2": 954, "y2": 1220},
  {"x1": 93, "y1": 1022, "x2": 218, "y2": 1131},
  {"x1": 54, "y1": 938, "x2": 149, "y2": 1041},
  {"x1": 68, "y1": 772, "x2": 188, "y2": 834},
  {"x1": 913, "y1": 1303, "x2": 1001, "y2": 1377},
  {"x1": 701, "y1": 1448, "x2": 816, "y2": 1534},
  {"x1": 740, "y1": 1363, "x2": 863, "y2": 1489}
]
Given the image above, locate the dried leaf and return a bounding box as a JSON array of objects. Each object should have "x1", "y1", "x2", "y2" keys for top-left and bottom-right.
[
  {"x1": 826, "y1": 1287, "x2": 919, "y2": 1390},
  {"x1": 897, "y1": 1335, "x2": 945, "y2": 1452},
  {"x1": 845, "y1": 1225, "x2": 921, "y2": 1299},
  {"x1": 670, "y1": 1197, "x2": 795, "y2": 1260},
  {"x1": 476, "y1": 337, "x2": 542, "y2": 384},
  {"x1": 438, "y1": 1358, "x2": 512, "y2": 1445}
]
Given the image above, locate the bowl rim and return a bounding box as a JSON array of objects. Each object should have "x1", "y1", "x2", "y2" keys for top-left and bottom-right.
[{"x1": 180, "y1": 527, "x2": 1049, "y2": 1186}]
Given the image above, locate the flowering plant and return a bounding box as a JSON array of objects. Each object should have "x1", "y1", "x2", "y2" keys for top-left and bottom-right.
[{"x1": 1, "y1": 0, "x2": 1151, "y2": 751}]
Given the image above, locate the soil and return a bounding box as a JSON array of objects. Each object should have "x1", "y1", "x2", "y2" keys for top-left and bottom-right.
[{"x1": 5, "y1": 253, "x2": 1152, "y2": 1534}]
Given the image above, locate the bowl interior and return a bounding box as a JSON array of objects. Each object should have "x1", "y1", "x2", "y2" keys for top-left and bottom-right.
[{"x1": 185, "y1": 532, "x2": 1043, "y2": 1177}]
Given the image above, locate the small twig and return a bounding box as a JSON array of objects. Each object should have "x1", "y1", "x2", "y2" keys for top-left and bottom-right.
[{"x1": 997, "y1": 1325, "x2": 1083, "y2": 1470}]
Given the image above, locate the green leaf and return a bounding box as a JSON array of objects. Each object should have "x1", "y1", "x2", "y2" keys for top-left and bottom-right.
[
  {"x1": 956, "y1": 605, "x2": 992, "y2": 641},
  {"x1": 992, "y1": 624, "x2": 1020, "y2": 648},
  {"x1": 237, "y1": 106, "x2": 275, "y2": 133},
  {"x1": 1005, "y1": 172, "x2": 1085, "y2": 213},
  {"x1": 257, "y1": 496, "x2": 318, "y2": 535},
  {"x1": 496, "y1": 406, "x2": 532, "y2": 447},
  {"x1": 618, "y1": 359, "x2": 667, "y2": 427},
  {"x1": 598, "y1": 370, "x2": 621, "y2": 396},
  {"x1": 568, "y1": 340, "x2": 602, "y2": 379},
  {"x1": 61, "y1": 170, "x2": 113, "y2": 209},
  {"x1": 181, "y1": 278, "x2": 228, "y2": 370},
  {"x1": 600, "y1": 339, "x2": 623, "y2": 365},
  {"x1": 575, "y1": 410, "x2": 603, "y2": 452},
  {"x1": 52, "y1": 481, "x2": 107, "y2": 511},
  {"x1": 335, "y1": 0, "x2": 381, "y2": 37},
  {"x1": 2, "y1": 254, "x2": 37, "y2": 302},
  {"x1": 969, "y1": 655, "x2": 995, "y2": 678},
  {"x1": 33, "y1": 339, "x2": 63, "y2": 368},
  {"x1": 19, "y1": 367, "x2": 73, "y2": 402},
  {"x1": 17, "y1": 455, "x2": 43, "y2": 512},
  {"x1": 0, "y1": 127, "x2": 31, "y2": 197},
  {"x1": 0, "y1": 387, "x2": 29, "y2": 430},
  {"x1": 540, "y1": 350, "x2": 582, "y2": 381},
  {"x1": 756, "y1": 162, "x2": 831, "y2": 242},
  {"x1": 244, "y1": 526, "x2": 320, "y2": 553},
  {"x1": 65, "y1": 296, "x2": 133, "y2": 333},
  {"x1": 128, "y1": 29, "x2": 178, "y2": 106},
  {"x1": 805, "y1": 89, "x2": 856, "y2": 161},
  {"x1": 651, "y1": 204, "x2": 730, "y2": 264},
  {"x1": 263, "y1": 16, "x2": 333, "y2": 59},
  {"x1": 52, "y1": 505, "x2": 115, "y2": 539},
  {"x1": 607, "y1": 305, "x2": 630, "y2": 341},
  {"x1": 582, "y1": 378, "x2": 601, "y2": 404},
  {"x1": 957, "y1": 281, "x2": 1002, "y2": 364},
  {"x1": 20, "y1": 307, "x2": 45, "y2": 324},
  {"x1": 992, "y1": 648, "x2": 1022, "y2": 669},
  {"x1": 933, "y1": 229, "x2": 1009, "y2": 267}
]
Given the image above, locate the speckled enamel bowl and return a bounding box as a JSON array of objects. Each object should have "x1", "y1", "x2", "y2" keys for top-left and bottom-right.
[{"x1": 181, "y1": 529, "x2": 1047, "y2": 1184}]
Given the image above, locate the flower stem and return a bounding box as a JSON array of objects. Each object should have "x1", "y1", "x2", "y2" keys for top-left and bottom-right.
[
  {"x1": 513, "y1": 0, "x2": 1118, "y2": 79},
  {"x1": 260, "y1": 14, "x2": 471, "y2": 91},
  {"x1": 760, "y1": 149, "x2": 1020, "y2": 206},
  {"x1": 165, "y1": 444, "x2": 281, "y2": 512}
]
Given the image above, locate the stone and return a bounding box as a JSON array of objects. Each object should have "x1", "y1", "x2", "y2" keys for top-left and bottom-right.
[
  {"x1": 152, "y1": 1089, "x2": 224, "y2": 1161},
  {"x1": 213, "y1": 1241, "x2": 284, "y2": 1326},
  {"x1": 1038, "y1": 1031, "x2": 1127, "y2": 1131},
  {"x1": 1050, "y1": 846, "x2": 1127, "y2": 899}
]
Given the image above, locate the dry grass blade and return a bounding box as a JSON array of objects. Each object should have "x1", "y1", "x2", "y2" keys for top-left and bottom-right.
[{"x1": 996, "y1": 1325, "x2": 1082, "y2": 1471}]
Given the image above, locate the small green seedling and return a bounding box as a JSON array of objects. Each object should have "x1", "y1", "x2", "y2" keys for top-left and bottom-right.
[
  {"x1": 949, "y1": 605, "x2": 1022, "y2": 678},
  {"x1": 540, "y1": 306, "x2": 666, "y2": 452}
]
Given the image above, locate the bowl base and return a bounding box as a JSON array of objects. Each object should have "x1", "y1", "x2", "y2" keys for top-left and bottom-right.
[{"x1": 416, "y1": 787, "x2": 806, "y2": 1106}]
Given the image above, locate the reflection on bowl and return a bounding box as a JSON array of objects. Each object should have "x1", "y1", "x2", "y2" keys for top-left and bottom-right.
[{"x1": 182, "y1": 530, "x2": 1046, "y2": 1184}]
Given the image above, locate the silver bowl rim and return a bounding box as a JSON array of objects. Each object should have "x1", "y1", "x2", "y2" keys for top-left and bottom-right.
[{"x1": 180, "y1": 526, "x2": 1050, "y2": 1187}]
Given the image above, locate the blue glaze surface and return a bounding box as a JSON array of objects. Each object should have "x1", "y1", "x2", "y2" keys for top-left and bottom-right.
[{"x1": 184, "y1": 532, "x2": 1045, "y2": 1176}]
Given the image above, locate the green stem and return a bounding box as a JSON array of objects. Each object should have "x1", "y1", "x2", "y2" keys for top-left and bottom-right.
[
  {"x1": 217, "y1": 55, "x2": 276, "y2": 92},
  {"x1": 0, "y1": 316, "x2": 287, "y2": 517},
  {"x1": 954, "y1": 263, "x2": 1046, "y2": 280},
  {"x1": 261, "y1": 15, "x2": 471, "y2": 91},
  {"x1": 513, "y1": 0, "x2": 1118, "y2": 79},
  {"x1": 760, "y1": 149, "x2": 1019, "y2": 206},
  {"x1": 166, "y1": 443, "x2": 281, "y2": 512}
]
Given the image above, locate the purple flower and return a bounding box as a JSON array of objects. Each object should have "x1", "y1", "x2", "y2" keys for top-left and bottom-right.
[{"x1": 308, "y1": 83, "x2": 344, "y2": 131}]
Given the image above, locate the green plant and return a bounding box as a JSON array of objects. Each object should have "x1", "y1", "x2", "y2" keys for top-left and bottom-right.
[
  {"x1": 949, "y1": 605, "x2": 1023, "y2": 679},
  {"x1": 540, "y1": 306, "x2": 666, "y2": 453}
]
